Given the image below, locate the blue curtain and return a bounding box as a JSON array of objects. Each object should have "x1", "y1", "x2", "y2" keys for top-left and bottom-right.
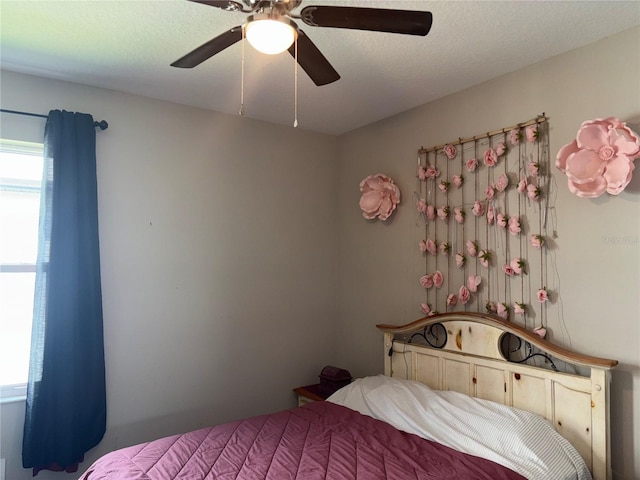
[{"x1": 22, "y1": 110, "x2": 106, "y2": 475}]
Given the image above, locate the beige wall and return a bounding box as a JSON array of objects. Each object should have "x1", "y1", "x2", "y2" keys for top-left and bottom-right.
[
  {"x1": 335, "y1": 26, "x2": 640, "y2": 480},
  {"x1": 1, "y1": 25, "x2": 639, "y2": 480},
  {"x1": 0, "y1": 71, "x2": 339, "y2": 480}
]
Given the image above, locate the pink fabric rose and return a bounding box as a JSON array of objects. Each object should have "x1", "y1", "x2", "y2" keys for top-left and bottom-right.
[
  {"x1": 510, "y1": 258, "x2": 525, "y2": 274},
  {"x1": 425, "y1": 165, "x2": 440, "y2": 178},
  {"x1": 527, "y1": 162, "x2": 541, "y2": 177},
  {"x1": 426, "y1": 238, "x2": 437, "y2": 256},
  {"x1": 485, "y1": 301, "x2": 497, "y2": 313},
  {"x1": 496, "y1": 303, "x2": 509, "y2": 319},
  {"x1": 495, "y1": 142, "x2": 507, "y2": 157},
  {"x1": 444, "y1": 144, "x2": 457, "y2": 159},
  {"x1": 537, "y1": 288, "x2": 548, "y2": 303},
  {"x1": 508, "y1": 216, "x2": 521, "y2": 236},
  {"x1": 533, "y1": 326, "x2": 547, "y2": 338},
  {"x1": 496, "y1": 213, "x2": 507, "y2": 228},
  {"x1": 472, "y1": 200, "x2": 485, "y2": 217},
  {"x1": 420, "y1": 303, "x2": 432, "y2": 315},
  {"x1": 420, "y1": 274, "x2": 434, "y2": 289},
  {"x1": 466, "y1": 240, "x2": 478, "y2": 257},
  {"x1": 417, "y1": 165, "x2": 427, "y2": 181},
  {"x1": 437, "y1": 205, "x2": 449, "y2": 221},
  {"x1": 509, "y1": 129, "x2": 520, "y2": 146},
  {"x1": 483, "y1": 148, "x2": 498, "y2": 167},
  {"x1": 466, "y1": 158, "x2": 479, "y2": 172},
  {"x1": 419, "y1": 239, "x2": 427, "y2": 253},
  {"x1": 359, "y1": 174, "x2": 401, "y2": 220},
  {"x1": 530, "y1": 234, "x2": 544, "y2": 249},
  {"x1": 452, "y1": 175, "x2": 463, "y2": 188},
  {"x1": 426, "y1": 205, "x2": 436, "y2": 221},
  {"x1": 526, "y1": 124, "x2": 538, "y2": 143},
  {"x1": 433, "y1": 270, "x2": 444, "y2": 288},
  {"x1": 447, "y1": 294, "x2": 457, "y2": 307},
  {"x1": 440, "y1": 242, "x2": 451, "y2": 255},
  {"x1": 486, "y1": 206, "x2": 495, "y2": 225},
  {"x1": 514, "y1": 302, "x2": 526, "y2": 315},
  {"x1": 455, "y1": 252, "x2": 465, "y2": 268},
  {"x1": 555, "y1": 117, "x2": 640, "y2": 197},
  {"x1": 467, "y1": 275, "x2": 481, "y2": 293},
  {"x1": 495, "y1": 173, "x2": 509, "y2": 193},
  {"x1": 459, "y1": 285, "x2": 471, "y2": 305},
  {"x1": 416, "y1": 198, "x2": 427, "y2": 213},
  {"x1": 454, "y1": 207, "x2": 465, "y2": 224},
  {"x1": 502, "y1": 265, "x2": 516, "y2": 276},
  {"x1": 527, "y1": 183, "x2": 541, "y2": 201},
  {"x1": 485, "y1": 184, "x2": 495, "y2": 200},
  {"x1": 479, "y1": 249, "x2": 490, "y2": 267},
  {"x1": 438, "y1": 181, "x2": 450, "y2": 193},
  {"x1": 517, "y1": 177, "x2": 528, "y2": 193}
]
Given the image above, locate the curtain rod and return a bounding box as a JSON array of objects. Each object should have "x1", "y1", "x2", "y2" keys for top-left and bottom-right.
[
  {"x1": 0, "y1": 108, "x2": 109, "y2": 131},
  {"x1": 418, "y1": 114, "x2": 547, "y2": 155}
]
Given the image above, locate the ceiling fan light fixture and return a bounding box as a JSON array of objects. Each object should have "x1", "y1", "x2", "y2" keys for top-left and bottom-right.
[{"x1": 245, "y1": 14, "x2": 297, "y2": 55}]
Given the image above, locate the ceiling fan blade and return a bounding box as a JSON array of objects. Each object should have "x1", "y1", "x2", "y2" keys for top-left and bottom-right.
[
  {"x1": 300, "y1": 6, "x2": 433, "y2": 36},
  {"x1": 288, "y1": 30, "x2": 340, "y2": 86},
  {"x1": 171, "y1": 26, "x2": 243, "y2": 68},
  {"x1": 188, "y1": 0, "x2": 245, "y2": 11}
]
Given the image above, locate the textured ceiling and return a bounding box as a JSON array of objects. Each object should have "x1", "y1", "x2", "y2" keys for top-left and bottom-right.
[{"x1": 1, "y1": 1, "x2": 639, "y2": 135}]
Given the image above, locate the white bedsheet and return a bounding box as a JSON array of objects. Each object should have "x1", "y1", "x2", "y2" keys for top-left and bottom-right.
[{"x1": 327, "y1": 375, "x2": 592, "y2": 480}]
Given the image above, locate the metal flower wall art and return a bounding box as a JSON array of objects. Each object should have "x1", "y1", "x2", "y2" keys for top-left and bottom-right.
[
  {"x1": 556, "y1": 117, "x2": 640, "y2": 198},
  {"x1": 415, "y1": 116, "x2": 552, "y2": 339},
  {"x1": 359, "y1": 173, "x2": 401, "y2": 221}
]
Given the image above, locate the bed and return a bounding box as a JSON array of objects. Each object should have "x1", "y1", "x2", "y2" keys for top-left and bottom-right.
[{"x1": 78, "y1": 312, "x2": 617, "y2": 480}]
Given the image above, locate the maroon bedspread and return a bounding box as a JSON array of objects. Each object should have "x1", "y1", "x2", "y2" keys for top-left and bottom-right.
[{"x1": 79, "y1": 401, "x2": 525, "y2": 479}]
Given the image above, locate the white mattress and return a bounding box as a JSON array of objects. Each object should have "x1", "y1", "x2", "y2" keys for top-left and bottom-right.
[{"x1": 328, "y1": 375, "x2": 592, "y2": 480}]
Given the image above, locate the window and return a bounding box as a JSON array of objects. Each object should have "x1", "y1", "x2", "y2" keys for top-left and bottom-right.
[{"x1": 0, "y1": 139, "x2": 43, "y2": 401}]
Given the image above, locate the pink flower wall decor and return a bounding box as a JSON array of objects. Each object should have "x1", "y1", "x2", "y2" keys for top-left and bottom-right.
[
  {"x1": 437, "y1": 205, "x2": 450, "y2": 221},
  {"x1": 466, "y1": 240, "x2": 478, "y2": 257},
  {"x1": 426, "y1": 238, "x2": 437, "y2": 256},
  {"x1": 447, "y1": 294, "x2": 458, "y2": 307},
  {"x1": 503, "y1": 265, "x2": 516, "y2": 276},
  {"x1": 510, "y1": 258, "x2": 525, "y2": 274},
  {"x1": 556, "y1": 117, "x2": 640, "y2": 197},
  {"x1": 496, "y1": 303, "x2": 509, "y2": 319},
  {"x1": 485, "y1": 184, "x2": 496, "y2": 199},
  {"x1": 359, "y1": 174, "x2": 400, "y2": 220},
  {"x1": 517, "y1": 177, "x2": 528, "y2": 193},
  {"x1": 509, "y1": 129, "x2": 521, "y2": 146},
  {"x1": 526, "y1": 124, "x2": 539, "y2": 143},
  {"x1": 527, "y1": 162, "x2": 541, "y2": 177},
  {"x1": 483, "y1": 148, "x2": 498, "y2": 167},
  {"x1": 472, "y1": 200, "x2": 485, "y2": 217},
  {"x1": 527, "y1": 183, "x2": 542, "y2": 201},
  {"x1": 514, "y1": 302, "x2": 526, "y2": 315},
  {"x1": 537, "y1": 288, "x2": 549, "y2": 303},
  {"x1": 425, "y1": 165, "x2": 440, "y2": 178},
  {"x1": 426, "y1": 205, "x2": 436, "y2": 221},
  {"x1": 495, "y1": 142, "x2": 507, "y2": 157},
  {"x1": 467, "y1": 275, "x2": 481, "y2": 292},
  {"x1": 459, "y1": 285, "x2": 471, "y2": 304},
  {"x1": 455, "y1": 252, "x2": 465, "y2": 268},
  {"x1": 417, "y1": 165, "x2": 427, "y2": 181},
  {"x1": 452, "y1": 175, "x2": 464, "y2": 188},
  {"x1": 530, "y1": 234, "x2": 544, "y2": 249},
  {"x1": 479, "y1": 249, "x2": 491, "y2": 267},
  {"x1": 486, "y1": 301, "x2": 497, "y2": 313},
  {"x1": 496, "y1": 213, "x2": 507, "y2": 228},
  {"x1": 420, "y1": 274, "x2": 434, "y2": 289},
  {"x1": 420, "y1": 303, "x2": 432, "y2": 315},
  {"x1": 433, "y1": 270, "x2": 444, "y2": 288},
  {"x1": 486, "y1": 206, "x2": 495, "y2": 225},
  {"x1": 438, "y1": 180, "x2": 450, "y2": 193},
  {"x1": 416, "y1": 198, "x2": 427, "y2": 213},
  {"x1": 466, "y1": 158, "x2": 479, "y2": 172},
  {"x1": 495, "y1": 173, "x2": 509, "y2": 192},
  {"x1": 419, "y1": 240, "x2": 427, "y2": 253},
  {"x1": 508, "y1": 216, "x2": 521, "y2": 236},
  {"x1": 454, "y1": 207, "x2": 465, "y2": 224},
  {"x1": 444, "y1": 144, "x2": 457, "y2": 159},
  {"x1": 440, "y1": 242, "x2": 451, "y2": 255},
  {"x1": 533, "y1": 326, "x2": 547, "y2": 338}
]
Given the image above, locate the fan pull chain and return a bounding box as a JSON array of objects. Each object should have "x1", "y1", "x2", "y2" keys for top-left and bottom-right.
[
  {"x1": 293, "y1": 35, "x2": 298, "y2": 128},
  {"x1": 239, "y1": 26, "x2": 245, "y2": 116}
]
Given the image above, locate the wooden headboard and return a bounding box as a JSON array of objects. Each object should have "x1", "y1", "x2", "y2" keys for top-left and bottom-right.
[{"x1": 377, "y1": 312, "x2": 618, "y2": 480}]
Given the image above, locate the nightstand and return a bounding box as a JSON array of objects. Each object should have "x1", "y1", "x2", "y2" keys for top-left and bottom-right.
[{"x1": 293, "y1": 384, "x2": 328, "y2": 407}]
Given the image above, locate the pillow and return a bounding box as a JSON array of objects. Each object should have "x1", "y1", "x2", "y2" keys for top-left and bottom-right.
[{"x1": 328, "y1": 375, "x2": 591, "y2": 480}]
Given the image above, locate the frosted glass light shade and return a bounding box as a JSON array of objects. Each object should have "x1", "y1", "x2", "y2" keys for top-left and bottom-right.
[{"x1": 245, "y1": 15, "x2": 297, "y2": 55}]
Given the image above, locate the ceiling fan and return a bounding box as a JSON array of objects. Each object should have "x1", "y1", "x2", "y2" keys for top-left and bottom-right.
[{"x1": 171, "y1": 0, "x2": 433, "y2": 86}]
